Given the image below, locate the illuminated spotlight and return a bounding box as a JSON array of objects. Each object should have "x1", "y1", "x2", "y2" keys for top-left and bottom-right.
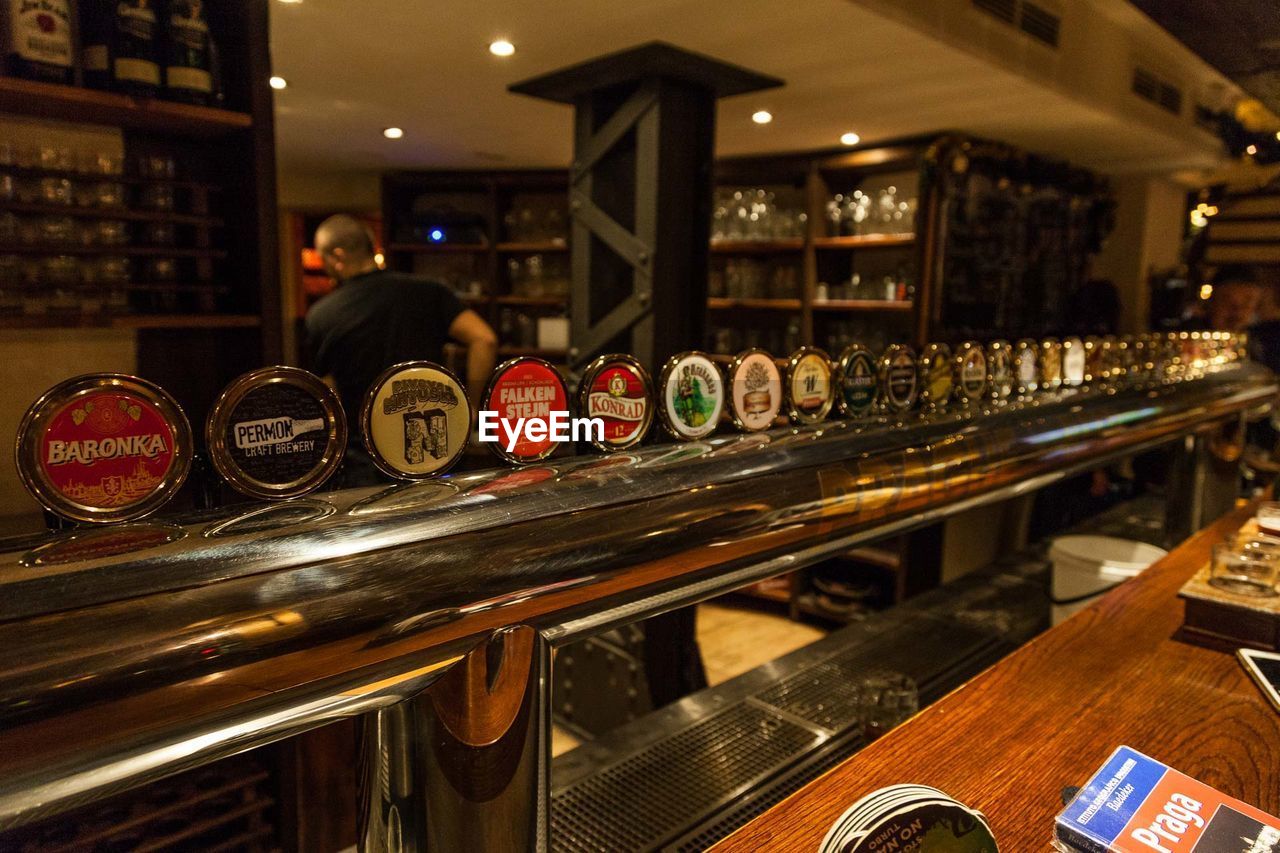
[
  {"x1": 1200, "y1": 284, "x2": 1213, "y2": 300},
  {"x1": 751, "y1": 110, "x2": 772, "y2": 125},
  {"x1": 428, "y1": 228, "x2": 445, "y2": 243},
  {"x1": 1247, "y1": 144, "x2": 1258, "y2": 156},
  {"x1": 840, "y1": 132, "x2": 860, "y2": 146},
  {"x1": 489, "y1": 40, "x2": 515, "y2": 57},
  {"x1": 383, "y1": 127, "x2": 404, "y2": 140},
  {"x1": 269, "y1": 76, "x2": 287, "y2": 90},
  {"x1": 373, "y1": 252, "x2": 385, "y2": 267}
]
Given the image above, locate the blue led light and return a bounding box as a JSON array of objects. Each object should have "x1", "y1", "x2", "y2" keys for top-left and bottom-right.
[{"x1": 429, "y1": 228, "x2": 445, "y2": 243}]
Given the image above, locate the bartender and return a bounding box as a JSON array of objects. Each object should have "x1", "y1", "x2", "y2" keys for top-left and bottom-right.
[{"x1": 306, "y1": 215, "x2": 498, "y2": 484}]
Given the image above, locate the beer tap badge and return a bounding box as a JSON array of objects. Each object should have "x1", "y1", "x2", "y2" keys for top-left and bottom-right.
[
  {"x1": 206, "y1": 366, "x2": 346, "y2": 499},
  {"x1": 16, "y1": 373, "x2": 192, "y2": 523},
  {"x1": 1014, "y1": 338, "x2": 1040, "y2": 395},
  {"x1": 787, "y1": 347, "x2": 834, "y2": 424},
  {"x1": 578, "y1": 354, "x2": 653, "y2": 452},
  {"x1": 988, "y1": 340, "x2": 1014, "y2": 401},
  {"x1": 658, "y1": 351, "x2": 725, "y2": 441},
  {"x1": 480, "y1": 357, "x2": 570, "y2": 463},
  {"x1": 835, "y1": 344, "x2": 876, "y2": 419},
  {"x1": 363, "y1": 361, "x2": 471, "y2": 479},
  {"x1": 1062, "y1": 336, "x2": 1086, "y2": 387},
  {"x1": 957, "y1": 341, "x2": 988, "y2": 404},
  {"x1": 879, "y1": 345, "x2": 919, "y2": 414},
  {"x1": 728, "y1": 349, "x2": 783, "y2": 433},
  {"x1": 1041, "y1": 338, "x2": 1063, "y2": 391},
  {"x1": 920, "y1": 343, "x2": 954, "y2": 411}
]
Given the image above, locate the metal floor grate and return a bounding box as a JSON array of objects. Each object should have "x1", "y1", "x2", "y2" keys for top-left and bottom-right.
[{"x1": 551, "y1": 702, "x2": 822, "y2": 852}]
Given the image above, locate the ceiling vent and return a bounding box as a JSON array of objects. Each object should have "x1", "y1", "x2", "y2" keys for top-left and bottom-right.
[
  {"x1": 1132, "y1": 66, "x2": 1183, "y2": 115},
  {"x1": 973, "y1": 0, "x2": 1061, "y2": 48}
]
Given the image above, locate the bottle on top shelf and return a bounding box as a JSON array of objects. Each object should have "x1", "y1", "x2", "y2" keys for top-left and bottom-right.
[
  {"x1": 2, "y1": 0, "x2": 75, "y2": 84},
  {"x1": 110, "y1": 0, "x2": 162, "y2": 97},
  {"x1": 164, "y1": 0, "x2": 212, "y2": 105},
  {"x1": 79, "y1": 0, "x2": 112, "y2": 89}
]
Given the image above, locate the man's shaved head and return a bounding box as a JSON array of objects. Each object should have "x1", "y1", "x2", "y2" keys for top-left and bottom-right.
[{"x1": 315, "y1": 215, "x2": 377, "y2": 280}]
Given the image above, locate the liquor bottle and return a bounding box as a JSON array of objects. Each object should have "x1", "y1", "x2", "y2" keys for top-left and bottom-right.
[
  {"x1": 163, "y1": 0, "x2": 210, "y2": 104},
  {"x1": 112, "y1": 0, "x2": 160, "y2": 97},
  {"x1": 79, "y1": 0, "x2": 113, "y2": 90},
  {"x1": 2, "y1": 0, "x2": 75, "y2": 84}
]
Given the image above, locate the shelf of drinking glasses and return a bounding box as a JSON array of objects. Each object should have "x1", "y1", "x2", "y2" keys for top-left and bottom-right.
[
  {"x1": 709, "y1": 239, "x2": 805, "y2": 254},
  {"x1": 496, "y1": 241, "x2": 568, "y2": 253},
  {"x1": 0, "y1": 313, "x2": 260, "y2": 330},
  {"x1": 3, "y1": 166, "x2": 222, "y2": 191},
  {"x1": 0, "y1": 200, "x2": 224, "y2": 226},
  {"x1": 387, "y1": 242, "x2": 489, "y2": 254},
  {"x1": 707, "y1": 297, "x2": 803, "y2": 311},
  {"x1": 0, "y1": 244, "x2": 227, "y2": 258},
  {"x1": 811, "y1": 299, "x2": 913, "y2": 312},
  {"x1": 812, "y1": 234, "x2": 915, "y2": 249},
  {"x1": 0, "y1": 77, "x2": 253, "y2": 137}
]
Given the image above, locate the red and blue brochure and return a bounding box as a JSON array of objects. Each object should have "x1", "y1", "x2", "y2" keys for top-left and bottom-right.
[{"x1": 1056, "y1": 746, "x2": 1280, "y2": 852}]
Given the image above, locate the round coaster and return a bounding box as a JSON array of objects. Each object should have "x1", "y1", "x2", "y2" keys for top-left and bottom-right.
[
  {"x1": 480, "y1": 356, "x2": 570, "y2": 464},
  {"x1": 786, "y1": 347, "x2": 834, "y2": 424},
  {"x1": 727, "y1": 348, "x2": 783, "y2": 433},
  {"x1": 206, "y1": 366, "x2": 346, "y2": 499},
  {"x1": 1013, "y1": 339, "x2": 1039, "y2": 396},
  {"x1": 657, "y1": 351, "x2": 725, "y2": 441},
  {"x1": 578, "y1": 354, "x2": 653, "y2": 452},
  {"x1": 955, "y1": 341, "x2": 988, "y2": 404},
  {"x1": 361, "y1": 361, "x2": 471, "y2": 480},
  {"x1": 835, "y1": 344, "x2": 877, "y2": 419},
  {"x1": 16, "y1": 373, "x2": 192, "y2": 524},
  {"x1": 878, "y1": 344, "x2": 919, "y2": 414},
  {"x1": 918, "y1": 343, "x2": 953, "y2": 411},
  {"x1": 987, "y1": 340, "x2": 1014, "y2": 402},
  {"x1": 1061, "y1": 336, "x2": 1085, "y2": 387}
]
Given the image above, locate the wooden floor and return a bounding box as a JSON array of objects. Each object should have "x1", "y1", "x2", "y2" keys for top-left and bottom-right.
[
  {"x1": 551, "y1": 598, "x2": 826, "y2": 756},
  {"x1": 717, "y1": 500, "x2": 1280, "y2": 850}
]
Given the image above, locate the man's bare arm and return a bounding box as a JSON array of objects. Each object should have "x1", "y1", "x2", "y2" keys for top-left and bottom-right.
[{"x1": 448, "y1": 309, "x2": 499, "y2": 410}]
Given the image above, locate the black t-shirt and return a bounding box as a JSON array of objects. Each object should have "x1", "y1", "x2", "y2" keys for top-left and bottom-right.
[{"x1": 305, "y1": 270, "x2": 465, "y2": 431}]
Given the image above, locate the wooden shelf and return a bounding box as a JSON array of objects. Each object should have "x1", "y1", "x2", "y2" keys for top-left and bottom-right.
[
  {"x1": 387, "y1": 242, "x2": 488, "y2": 254},
  {"x1": 0, "y1": 313, "x2": 259, "y2": 330},
  {"x1": 0, "y1": 244, "x2": 227, "y2": 258},
  {"x1": 707, "y1": 297, "x2": 802, "y2": 310},
  {"x1": 4, "y1": 166, "x2": 222, "y2": 191},
  {"x1": 495, "y1": 294, "x2": 567, "y2": 307},
  {"x1": 497, "y1": 241, "x2": 568, "y2": 253},
  {"x1": 812, "y1": 299, "x2": 913, "y2": 312},
  {"x1": 0, "y1": 76, "x2": 252, "y2": 137},
  {"x1": 710, "y1": 238, "x2": 805, "y2": 254},
  {"x1": 0, "y1": 200, "x2": 223, "y2": 226},
  {"x1": 812, "y1": 233, "x2": 915, "y2": 249}
]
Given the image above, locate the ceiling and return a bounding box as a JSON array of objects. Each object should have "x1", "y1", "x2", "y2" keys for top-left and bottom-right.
[{"x1": 268, "y1": 0, "x2": 1239, "y2": 181}]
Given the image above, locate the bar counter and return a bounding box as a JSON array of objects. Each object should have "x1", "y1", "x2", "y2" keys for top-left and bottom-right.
[{"x1": 716, "y1": 498, "x2": 1280, "y2": 851}]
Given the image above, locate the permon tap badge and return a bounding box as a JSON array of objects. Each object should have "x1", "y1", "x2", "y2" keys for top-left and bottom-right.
[
  {"x1": 658, "y1": 351, "x2": 724, "y2": 441},
  {"x1": 578, "y1": 354, "x2": 653, "y2": 452},
  {"x1": 206, "y1": 366, "x2": 346, "y2": 499},
  {"x1": 786, "y1": 347, "x2": 834, "y2": 424},
  {"x1": 16, "y1": 373, "x2": 192, "y2": 523},
  {"x1": 480, "y1": 357, "x2": 571, "y2": 463},
  {"x1": 728, "y1": 348, "x2": 782, "y2": 433},
  {"x1": 835, "y1": 344, "x2": 876, "y2": 419},
  {"x1": 363, "y1": 361, "x2": 471, "y2": 479}
]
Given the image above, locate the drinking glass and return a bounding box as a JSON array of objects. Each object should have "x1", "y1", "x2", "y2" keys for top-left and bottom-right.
[
  {"x1": 1256, "y1": 503, "x2": 1280, "y2": 538},
  {"x1": 1209, "y1": 543, "x2": 1278, "y2": 597},
  {"x1": 858, "y1": 672, "x2": 918, "y2": 741}
]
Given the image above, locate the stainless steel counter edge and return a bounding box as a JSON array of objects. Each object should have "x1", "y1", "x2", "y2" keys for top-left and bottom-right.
[{"x1": 0, "y1": 363, "x2": 1272, "y2": 831}]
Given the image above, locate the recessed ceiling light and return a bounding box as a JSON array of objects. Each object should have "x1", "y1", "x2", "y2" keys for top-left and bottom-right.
[
  {"x1": 383, "y1": 127, "x2": 404, "y2": 140},
  {"x1": 751, "y1": 110, "x2": 772, "y2": 125},
  {"x1": 269, "y1": 76, "x2": 287, "y2": 90},
  {"x1": 489, "y1": 39, "x2": 515, "y2": 57},
  {"x1": 1247, "y1": 144, "x2": 1258, "y2": 155},
  {"x1": 840, "y1": 132, "x2": 860, "y2": 146},
  {"x1": 277, "y1": 0, "x2": 302, "y2": 4}
]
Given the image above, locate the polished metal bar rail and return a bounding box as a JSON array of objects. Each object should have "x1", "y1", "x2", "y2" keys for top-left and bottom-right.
[{"x1": 0, "y1": 364, "x2": 1273, "y2": 848}]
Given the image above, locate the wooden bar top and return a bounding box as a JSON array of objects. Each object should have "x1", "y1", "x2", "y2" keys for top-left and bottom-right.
[{"x1": 717, "y1": 500, "x2": 1280, "y2": 851}]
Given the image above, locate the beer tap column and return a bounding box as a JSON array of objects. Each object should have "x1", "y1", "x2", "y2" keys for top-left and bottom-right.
[{"x1": 358, "y1": 626, "x2": 551, "y2": 852}]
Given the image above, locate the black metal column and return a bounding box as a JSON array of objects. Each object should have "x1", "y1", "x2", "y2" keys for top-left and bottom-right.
[{"x1": 511, "y1": 42, "x2": 782, "y2": 371}]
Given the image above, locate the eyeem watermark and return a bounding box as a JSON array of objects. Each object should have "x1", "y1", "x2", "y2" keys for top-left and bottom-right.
[{"x1": 478, "y1": 410, "x2": 603, "y2": 453}]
